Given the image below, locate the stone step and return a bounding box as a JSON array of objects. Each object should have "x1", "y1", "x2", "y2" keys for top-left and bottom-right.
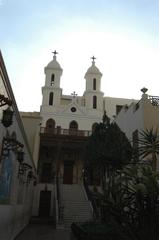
[
  {"x1": 60, "y1": 184, "x2": 87, "y2": 201},
  {"x1": 59, "y1": 184, "x2": 93, "y2": 228}
]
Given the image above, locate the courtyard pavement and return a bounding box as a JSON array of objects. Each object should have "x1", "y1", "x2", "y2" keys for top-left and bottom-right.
[{"x1": 15, "y1": 224, "x2": 71, "y2": 240}]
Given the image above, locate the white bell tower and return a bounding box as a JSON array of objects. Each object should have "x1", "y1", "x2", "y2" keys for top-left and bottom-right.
[
  {"x1": 41, "y1": 51, "x2": 63, "y2": 112},
  {"x1": 84, "y1": 56, "x2": 104, "y2": 111}
]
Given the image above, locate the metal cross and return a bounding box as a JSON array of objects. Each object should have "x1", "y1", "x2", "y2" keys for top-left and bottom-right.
[
  {"x1": 91, "y1": 56, "x2": 96, "y2": 62},
  {"x1": 71, "y1": 91, "x2": 78, "y2": 98},
  {"x1": 52, "y1": 50, "x2": 58, "y2": 56}
]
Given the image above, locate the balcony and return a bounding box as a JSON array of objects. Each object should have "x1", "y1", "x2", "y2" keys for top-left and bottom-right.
[{"x1": 40, "y1": 127, "x2": 92, "y2": 137}]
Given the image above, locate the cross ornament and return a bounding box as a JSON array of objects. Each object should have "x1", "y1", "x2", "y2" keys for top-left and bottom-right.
[
  {"x1": 52, "y1": 50, "x2": 58, "y2": 56},
  {"x1": 91, "y1": 56, "x2": 96, "y2": 62},
  {"x1": 71, "y1": 91, "x2": 78, "y2": 98}
]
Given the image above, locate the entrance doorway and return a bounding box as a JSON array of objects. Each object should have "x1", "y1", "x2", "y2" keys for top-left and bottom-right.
[
  {"x1": 39, "y1": 190, "x2": 51, "y2": 217},
  {"x1": 63, "y1": 161, "x2": 74, "y2": 184}
]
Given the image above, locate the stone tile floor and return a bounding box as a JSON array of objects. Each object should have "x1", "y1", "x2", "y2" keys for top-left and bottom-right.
[{"x1": 15, "y1": 224, "x2": 71, "y2": 240}]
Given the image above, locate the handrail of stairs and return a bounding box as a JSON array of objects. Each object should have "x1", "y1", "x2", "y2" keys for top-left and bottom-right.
[
  {"x1": 56, "y1": 175, "x2": 64, "y2": 225},
  {"x1": 83, "y1": 176, "x2": 100, "y2": 220},
  {"x1": 54, "y1": 182, "x2": 59, "y2": 227}
]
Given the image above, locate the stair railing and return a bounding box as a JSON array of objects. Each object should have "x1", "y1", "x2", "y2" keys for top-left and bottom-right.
[
  {"x1": 83, "y1": 175, "x2": 100, "y2": 220},
  {"x1": 56, "y1": 175, "x2": 64, "y2": 224}
]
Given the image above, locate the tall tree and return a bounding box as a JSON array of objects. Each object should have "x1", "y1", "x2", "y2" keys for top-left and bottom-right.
[{"x1": 85, "y1": 111, "x2": 132, "y2": 185}]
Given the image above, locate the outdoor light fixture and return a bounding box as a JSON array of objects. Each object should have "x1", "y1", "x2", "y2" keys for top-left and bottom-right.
[
  {"x1": 0, "y1": 94, "x2": 13, "y2": 128},
  {"x1": 18, "y1": 162, "x2": 32, "y2": 176},
  {"x1": 0, "y1": 135, "x2": 24, "y2": 165},
  {"x1": 1, "y1": 107, "x2": 14, "y2": 127},
  {"x1": 26, "y1": 170, "x2": 33, "y2": 185},
  {"x1": 0, "y1": 94, "x2": 12, "y2": 107},
  {"x1": 17, "y1": 150, "x2": 24, "y2": 164},
  {"x1": 18, "y1": 164, "x2": 35, "y2": 186}
]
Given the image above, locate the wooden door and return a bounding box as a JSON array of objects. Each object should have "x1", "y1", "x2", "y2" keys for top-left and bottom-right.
[
  {"x1": 63, "y1": 161, "x2": 74, "y2": 184},
  {"x1": 39, "y1": 190, "x2": 51, "y2": 217}
]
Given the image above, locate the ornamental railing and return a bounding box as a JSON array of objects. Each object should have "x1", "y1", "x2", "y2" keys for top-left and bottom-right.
[
  {"x1": 149, "y1": 96, "x2": 159, "y2": 106},
  {"x1": 40, "y1": 127, "x2": 92, "y2": 137}
]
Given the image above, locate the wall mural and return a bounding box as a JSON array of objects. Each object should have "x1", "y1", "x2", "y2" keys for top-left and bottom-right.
[{"x1": 0, "y1": 151, "x2": 13, "y2": 203}]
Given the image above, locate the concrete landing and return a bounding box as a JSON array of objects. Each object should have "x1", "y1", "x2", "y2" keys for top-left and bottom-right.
[{"x1": 15, "y1": 224, "x2": 71, "y2": 240}]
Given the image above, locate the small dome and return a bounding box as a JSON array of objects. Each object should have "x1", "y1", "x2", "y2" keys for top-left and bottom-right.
[
  {"x1": 85, "y1": 61, "x2": 102, "y2": 76},
  {"x1": 46, "y1": 55, "x2": 62, "y2": 70}
]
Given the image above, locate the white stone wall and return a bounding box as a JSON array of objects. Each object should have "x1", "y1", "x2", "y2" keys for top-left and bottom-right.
[{"x1": 115, "y1": 100, "x2": 144, "y2": 141}]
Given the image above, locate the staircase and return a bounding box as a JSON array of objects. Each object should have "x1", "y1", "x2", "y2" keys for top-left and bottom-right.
[{"x1": 60, "y1": 184, "x2": 93, "y2": 228}]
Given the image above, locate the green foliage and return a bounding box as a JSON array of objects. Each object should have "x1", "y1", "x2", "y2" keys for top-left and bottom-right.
[
  {"x1": 102, "y1": 164, "x2": 159, "y2": 240},
  {"x1": 86, "y1": 113, "x2": 132, "y2": 173},
  {"x1": 138, "y1": 128, "x2": 159, "y2": 170}
]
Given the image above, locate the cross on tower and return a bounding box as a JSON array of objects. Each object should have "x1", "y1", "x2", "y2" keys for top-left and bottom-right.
[
  {"x1": 91, "y1": 56, "x2": 96, "y2": 62},
  {"x1": 71, "y1": 91, "x2": 78, "y2": 98},
  {"x1": 52, "y1": 50, "x2": 58, "y2": 56}
]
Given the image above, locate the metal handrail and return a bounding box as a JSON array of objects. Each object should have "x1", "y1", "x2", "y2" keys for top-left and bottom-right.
[
  {"x1": 56, "y1": 176, "x2": 64, "y2": 223},
  {"x1": 83, "y1": 176, "x2": 100, "y2": 220},
  {"x1": 148, "y1": 95, "x2": 159, "y2": 106}
]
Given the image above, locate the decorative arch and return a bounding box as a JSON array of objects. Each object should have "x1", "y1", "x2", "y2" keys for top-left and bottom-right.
[
  {"x1": 51, "y1": 74, "x2": 55, "y2": 86},
  {"x1": 93, "y1": 78, "x2": 96, "y2": 90},
  {"x1": 69, "y1": 121, "x2": 78, "y2": 135},
  {"x1": 93, "y1": 95, "x2": 97, "y2": 109},
  {"x1": 49, "y1": 92, "x2": 53, "y2": 105},
  {"x1": 45, "y1": 119, "x2": 55, "y2": 133},
  {"x1": 69, "y1": 121, "x2": 78, "y2": 130}
]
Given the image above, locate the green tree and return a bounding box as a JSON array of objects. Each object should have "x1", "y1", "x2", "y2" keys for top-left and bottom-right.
[
  {"x1": 139, "y1": 128, "x2": 159, "y2": 171},
  {"x1": 85, "y1": 111, "x2": 132, "y2": 185}
]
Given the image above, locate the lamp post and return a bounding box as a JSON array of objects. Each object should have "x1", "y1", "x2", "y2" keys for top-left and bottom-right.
[
  {"x1": 2, "y1": 107, "x2": 14, "y2": 127},
  {"x1": 0, "y1": 94, "x2": 13, "y2": 128}
]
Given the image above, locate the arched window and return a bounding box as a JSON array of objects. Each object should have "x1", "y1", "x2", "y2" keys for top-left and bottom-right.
[
  {"x1": 45, "y1": 119, "x2": 55, "y2": 133},
  {"x1": 93, "y1": 96, "x2": 97, "y2": 109},
  {"x1": 69, "y1": 121, "x2": 78, "y2": 130},
  {"x1": 49, "y1": 92, "x2": 53, "y2": 105},
  {"x1": 93, "y1": 78, "x2": 96, "y2": 90},
  {"x1": 69, "y1": 121, "x2": 78, "y2": 135},
  {"x1": 51, "y1": 74, "x2": 55, "y2": 86}
]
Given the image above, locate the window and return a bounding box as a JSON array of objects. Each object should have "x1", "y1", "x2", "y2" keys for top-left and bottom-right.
[
  {"x1": 71, "y1": 107, "x2": 76, "y2": 112},
  {"x1": 49, "y1": 92, "x2": 53, "y2": 105},
  {"x1": 69, "y1": 121, "x2": 78, "y2": 135},
  {"x1": 93, "y1": 78, "x2": 96, "y2": 90},
  {"x1": 93, "y1": 96, "x2": 97, "y2": 109},
  {"x1": 69, "y1": 121, "x2": 78, "y2": 130},
  {"x1": 51, "y1": 74, "x2": 54, "y2": 86},
  {"x1": 45, "y1": 119, "x2": 55, "y2": 133}
]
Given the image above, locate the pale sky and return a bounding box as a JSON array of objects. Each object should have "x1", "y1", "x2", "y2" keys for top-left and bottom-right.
[{"x1": 1, "y1": 0, "x2": 159, "y2": 111}]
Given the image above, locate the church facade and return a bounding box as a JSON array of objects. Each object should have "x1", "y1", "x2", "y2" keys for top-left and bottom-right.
[{"x1": 21, "y1": 52, "x2": 136, "y2": 225}]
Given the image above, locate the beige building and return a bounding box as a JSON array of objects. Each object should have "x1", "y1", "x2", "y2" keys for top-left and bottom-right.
[
  {"x1": 0, "y1": 51, "x2": 36, "y2": 240},
  {"x1": 116, "y1": 87, "x2": 159, "y2": 168}
]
